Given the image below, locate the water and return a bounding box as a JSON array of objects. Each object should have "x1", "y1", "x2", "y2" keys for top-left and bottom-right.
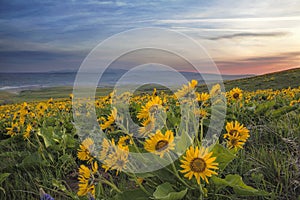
[
  {"x1": 0, "y1": 71, "x2": 252, "y2": 92},
  {"x1": 0, "y1": 73, "x2": 77, "y2": 91},
  {"x1": 0, "y1": 72, "x2": 125, "y2": 90}
]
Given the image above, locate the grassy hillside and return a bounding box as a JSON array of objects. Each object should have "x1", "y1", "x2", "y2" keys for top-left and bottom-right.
[
  {"x1": 132, "y1": 68, "x2": 300, "y2": 94},
  {"x1": 223, "y1": 68, "x2": 300, "y2": 91},
  {"x1": 0, "y1": 68, "x2": 299, "y2": 105},
  {"x1": 0, "y1": 87, "x2": 113, "y2": 105}
]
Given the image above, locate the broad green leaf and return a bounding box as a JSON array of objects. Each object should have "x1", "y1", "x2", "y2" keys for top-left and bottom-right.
[
  {"x1": 175, "y1": 131, "x2": 193, "y2": 154},
  {"x1": 38, "y1": 128, "x2": 55, "y2": 148},
  {"x1": 113, "y1": 188, "x2": 149, "y2": 200},
  {"x1": 0, "y1": 173, "x2": 10, "y2": 185},
  {"x1": 268, "y1": 106, "x2": 296, "y2": 118},
  {"x1": 153, "y1": 182, "x2": 187, "y2": 200},
  {"x1": 211, "y1": 144, "x2": 236, "y2": 171},
  {"x1": 211, "y1": 174, "x2": 269, "y2": 196},
  {"x1": 255, "y1": 101, "x2": 275, "y2": 115},
  {"x1": 62, "y1": 133, "x2": 76, "y2": 148},
  {"x1": 153, "y1": 168, "x2": 177, "y2": 183},
  {"x1": 18, "y1": 152, "x2": 49, "y2": 168}
]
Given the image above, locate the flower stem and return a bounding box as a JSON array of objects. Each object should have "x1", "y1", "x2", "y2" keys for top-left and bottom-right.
[
  {"x1": 99, "y1": 178, "x2": 122, "y2": 194},
  {"x1": 200, "y1": 119, "x2": 204, "y2": 143},
  {"x1": 198, "y1": 183, "x2": 204, "y2": 200},
  {"x1": 167, "y1": 153, "x2": 193, "y2": 189},
  {"x1": 129, "y1": 173, "x2": 151, "y2": 196}
]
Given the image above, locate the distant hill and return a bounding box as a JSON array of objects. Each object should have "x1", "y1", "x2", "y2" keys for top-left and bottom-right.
[
  {"x1": 222, "y1": 68, "x2": 300, "y2": 91},
  {"x1": 139, "y1": 68, "x2": 300, "y2": 93}
]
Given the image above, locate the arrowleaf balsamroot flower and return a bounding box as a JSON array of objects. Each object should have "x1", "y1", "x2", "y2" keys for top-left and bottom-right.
[
  {"x1": 103, "y1": 147, "x2": 129, "y2": 175},
  {"x1": 100, "y1": 107, "x2": 117, "y2": 130},
  {"x1": 228, "y1": 87, "x2": 243, "y2": 101},
  {"x1": 224, "y1": 121, "x2": 250, "y2": 141},
  {"x1": 23, "y1": 123, "x2": 33, "y2": 139},
  {"x1": 209, "y1": 84, "x2": 221, "y2": 98},
  {"x1": 100, "y1": 138, "x2": 129, "y2": 175},
  {"x1": 137, "y1": 96, "x2": 163, "y2": 121},
  {"x1": 77, "y1": 138, "x2": 94, "y2": 163},
  {"x1": 226, "y1": 133, "x2": 247, "y2": 150},
  {"x1": 197, "y1": 92, "x2": 210, "y2": 102},
  {"x1": 77, "y1": 162, "x2": 98, "y2": 197},
  {"x1": 174, "y1": 79, "x2": 198, "y2": 99},
  {"x1": 6, "y1": 122, "x2": 20, "y2": 136},
  {"x1": 144, "y1": 130, "x2": 175, "y2": 158},
  {"x1": 180, "y1": 146, "x2": 218, "y2": 184},
  {"x1": 139, "y1": 116, "x2": 156, "y2": 137}
]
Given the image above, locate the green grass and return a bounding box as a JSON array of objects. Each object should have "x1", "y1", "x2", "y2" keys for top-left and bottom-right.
[
  {"x1": 0, "y1": 87, "x2": 114, "y2": 105},
  {"x1": 223, "y1": 68, "x2": 300, "y2": 91},
  {"x1": 223, "y1": 105, "x2": 300, "y2": 200}
]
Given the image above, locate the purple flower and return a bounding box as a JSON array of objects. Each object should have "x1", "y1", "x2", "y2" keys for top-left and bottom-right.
[
  {"x1": 39, "y1": 188, "x2": 54, "y2": 200},
  {"x1": 40, "y1": 193, "x2": 54, "y2": 200}
]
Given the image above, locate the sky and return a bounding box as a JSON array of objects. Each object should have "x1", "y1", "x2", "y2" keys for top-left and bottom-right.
[{"x1": 0, "y1": 0, "x2": 300, "y2": 74}]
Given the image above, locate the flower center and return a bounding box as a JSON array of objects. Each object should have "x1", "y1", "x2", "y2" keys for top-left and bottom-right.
[
  {"x1": 155, "y1": 140, "x2": 169, "y2": 151},
  {"x1": 229, "y1": 129, "x2": 238, "y2": 135},
  {"x1": 116, "y1": 159, "x2": 125, "y2": 167},
  {"x1": 233, "y1": 93, "x2": 240, "y2": 99},
  {"x1": 230, "y1": 138, "x2": 238, "y2": 146},
  {"x1": 13, "y1": 127, "x2": 19, "y2": 132},
  {"x1": 149, "y1": 105, "x2": 159, "y2": 114},
  {"x1": 190, "y1": 158, "x2": 206, "y2": 172}
]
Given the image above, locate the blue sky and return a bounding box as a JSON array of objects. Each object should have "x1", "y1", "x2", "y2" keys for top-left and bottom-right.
[{"x1": 1, "y1": 0, "x2": 300, "y2": 74}]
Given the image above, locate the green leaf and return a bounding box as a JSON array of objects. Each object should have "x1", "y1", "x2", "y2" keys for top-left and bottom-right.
[
  {"x1": 268, "y1": 106, "x2": 296, "y2": 118},
  {"x1": 0, "y1": 151, "x2": 27, "y2": 158},
  {"x1": 153, "y1": 182, "x2": 187, "y2": 200},
  {"x1": 0, "y1": 187, "x2": 6, "y2": 195},
  {"x1": 135, "y1": 172, "x2": 155, "y2": 179},
  {"x1": 18, "y1": 152, "x2": 49, "y2": 168},
  {"x1": 95, "y1": 182, "x2": 104, "y2": 198},
  {"x1": 211, "y1": 174, "x2": 269, "y2": 196},
  {"x1": 52, "y1": 179, "x2": 79, "y2": 199},
  {"x1": 52, "y1": 179, "x2": 68, "y2": 192},
  {"x1": 0, "y1": 173, "x2": 10, "y2": 185},
  {"x1": 153, "y1": 168, "x2": 177, "y2": 183},
  {"x1": 255, "y1": 101, "x2": 276, "y2": 115},
  {"x1": 38, "y1": 128, "x2": 55, "y2": 148},
  {"x1": 113, "y1": 188, "x2": 149, "y2": 200},
  {"x1": 211, "y1": 144, "x2": 236, "y2": 171},
  {"x1": 0, "y1": 151, "x2": 30, "y2": 170},
  {"x1": 175, "y1": 131, "x2": 193, "y2": 155},
  {"x1": 63, "y1": 133, "x2": 76, "y2": 148}
]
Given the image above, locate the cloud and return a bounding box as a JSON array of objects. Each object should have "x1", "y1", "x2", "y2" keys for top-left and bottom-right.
[
  {"x1": 215, "y1": 51, "x2": 300, "y2": 74},
  {"x1": 156, "y1": 16, "x2": 300, "y2": 25},
  {"x1": 207, "y1": 32, "x2": 288, "y2": 40},
  {"x1": 0, "y1": 49, "x2": 86, "y2": 72},
  {"x1": 1, "y1": 0, "x2": 300, "y2": 73}
]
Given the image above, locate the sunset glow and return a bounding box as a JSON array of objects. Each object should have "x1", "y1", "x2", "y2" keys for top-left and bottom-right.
[{"x1": 1, "y1": 0, "x2": 300, "y2": 74}]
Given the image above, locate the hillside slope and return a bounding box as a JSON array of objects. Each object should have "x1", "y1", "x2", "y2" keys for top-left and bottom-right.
[{"x1": 222, "y1": 68, "x2": 300, "y2": 91}]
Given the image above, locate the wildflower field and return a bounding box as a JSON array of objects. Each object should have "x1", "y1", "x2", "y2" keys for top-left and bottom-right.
[{"x1": 0, "y1": 71, "x2": 299, "y2": 200}]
